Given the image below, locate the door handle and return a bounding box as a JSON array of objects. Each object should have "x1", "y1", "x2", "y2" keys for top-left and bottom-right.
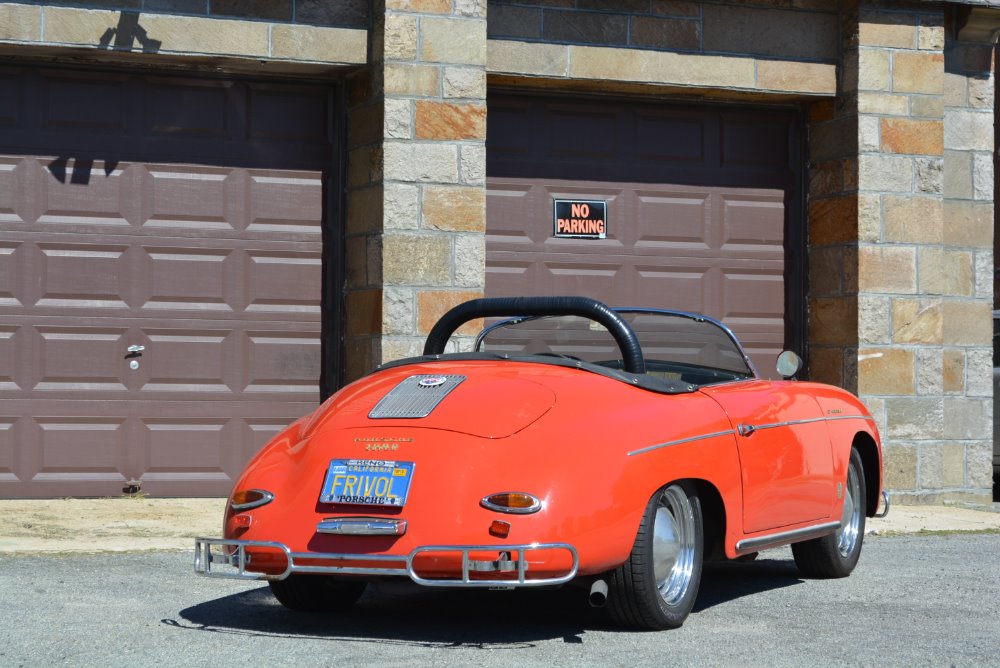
[
  {"x1": 124, "y1": 345, "x2": 145, "y2": 359},
  {"x1": 738, "y1": 423, "x2": 756, "y2": 437}
]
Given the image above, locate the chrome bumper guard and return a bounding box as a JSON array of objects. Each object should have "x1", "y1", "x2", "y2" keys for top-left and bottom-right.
[
  {"x1": 193, "y1": 538, "x2": 579, "y2": 588},
  {"x1": 874, "y1": 490, "x2": 890, "y2": 519}
]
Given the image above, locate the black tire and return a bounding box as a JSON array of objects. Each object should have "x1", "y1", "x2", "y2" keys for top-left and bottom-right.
[
  {"x1": 607, "y1": 482, "x2": 704, "y2": 630},
  {"x1": 792, "y1": 447, "x2": 867, "y2": 579},
  {"x1": 268, "y1": 575, "x2": 367, "y2": 612}
]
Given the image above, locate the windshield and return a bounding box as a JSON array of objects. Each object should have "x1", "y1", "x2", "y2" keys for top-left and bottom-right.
[{"x1": 476, "y1": 310, "x2": 755, "y2": 384}]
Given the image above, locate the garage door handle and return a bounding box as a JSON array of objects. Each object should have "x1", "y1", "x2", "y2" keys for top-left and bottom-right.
[{"x1": 125, "y1": 345, "x2": 145, "y2": 359}]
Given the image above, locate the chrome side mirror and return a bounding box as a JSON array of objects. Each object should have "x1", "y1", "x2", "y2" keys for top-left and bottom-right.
[{"x1": 776, "y1": 350, "x2": 802, "y2": 379}]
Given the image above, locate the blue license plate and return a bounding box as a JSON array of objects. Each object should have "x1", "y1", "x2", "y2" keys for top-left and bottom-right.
[{"x1": 320, "y1": 459, "x2": 415, "y2": 507}]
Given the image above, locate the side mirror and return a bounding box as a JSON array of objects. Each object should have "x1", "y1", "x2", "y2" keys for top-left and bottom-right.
[{"x1": 776, "y1": 351, "x2": 802, "y2": 379}]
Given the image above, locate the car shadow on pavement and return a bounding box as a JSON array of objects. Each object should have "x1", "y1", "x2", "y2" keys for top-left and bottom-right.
[{"x1": 166, "y1": 556, "x2": 802, "y2": 645}]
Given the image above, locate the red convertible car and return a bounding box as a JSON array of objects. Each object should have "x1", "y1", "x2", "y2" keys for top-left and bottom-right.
[{"x1": 195, "y1": 296, "x2": 887, "y2": 630}]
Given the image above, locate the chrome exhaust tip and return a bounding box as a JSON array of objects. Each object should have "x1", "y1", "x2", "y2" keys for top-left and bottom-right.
[{"x1": 588, "y1": 579, "x2": 608, "y2": 607}]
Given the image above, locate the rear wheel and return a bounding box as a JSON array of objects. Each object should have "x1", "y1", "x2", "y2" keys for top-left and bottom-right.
[
  {"x1": 792, "y1": 447, "x2": 866, "y2": 578},
  {"x1": 268, "y1": 575, "x2": 367, "y2": 612},
  {"x1": 607, "y1": 482, "x2": 703, "y2": 630}
]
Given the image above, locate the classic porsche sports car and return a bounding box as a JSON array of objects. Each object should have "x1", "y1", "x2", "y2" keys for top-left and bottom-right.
[{"x1": 195, "y1": 296, "x2": 887, "y2": 630}]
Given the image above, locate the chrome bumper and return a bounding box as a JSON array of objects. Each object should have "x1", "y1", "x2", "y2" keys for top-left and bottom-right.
[
  {"x1": 874, "y1": 490, "x2": 890, "y2": 518},
  {"x1": 193, "y1": 537, "x2": 579, "y2": 588}
]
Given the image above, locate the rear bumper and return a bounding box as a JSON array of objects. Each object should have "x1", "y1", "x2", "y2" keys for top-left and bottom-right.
[{"x1": 193, "y1": 537, "x2": 579, "y2": 588}]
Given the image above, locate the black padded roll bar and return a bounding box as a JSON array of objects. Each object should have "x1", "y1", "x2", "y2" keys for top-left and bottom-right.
[{"x1": 422, "y1": 296, "x2": 646, "y2": 375}]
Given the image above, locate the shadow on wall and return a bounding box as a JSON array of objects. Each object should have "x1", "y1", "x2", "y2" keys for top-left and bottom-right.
[{"x1": 98, "y1": 12, "x2": 162, "y2": 53}]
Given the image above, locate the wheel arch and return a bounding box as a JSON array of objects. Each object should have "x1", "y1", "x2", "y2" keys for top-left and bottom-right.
[
  {"x1": 852, "y1": 431, "x2": 881, "y2": 517},
  {"x1": 683, "y1": 478, "x2": 727, "y2": 561}
]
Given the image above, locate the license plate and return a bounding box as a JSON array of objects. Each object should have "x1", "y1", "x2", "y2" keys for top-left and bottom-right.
[{"x1": 320, "y1": 459, "x2": 415, "y2": 507}]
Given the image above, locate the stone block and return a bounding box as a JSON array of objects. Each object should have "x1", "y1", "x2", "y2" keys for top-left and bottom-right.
[
  {"x1": 809, "y1": 116, "x2": 856, "y2": 162},
  {"x1": 859, "y1": 116, "x2": 880, "y2": 153},
  {"x1": 343, "y1": 337, "x2": 377, "y2": 382},
  {"x1": 808, "y1": 160, "x2": 843, "y2": 198},
  {"x1": 892, "y1": 52, "x2": 944, "y2": 95},
  {"x1": 455, "y1": 0, "x2": 487, "y2": 19},
  {"x1": 974, "y1": 251, "x2": 993, "y2": 300},
  {"x1": 344, "y1": 235, "x2": 368, "y2": 289},
  {"x1": 454, "y1": 234, "x2": 486, "y2": 288},
  {"x1": 383, "y1": 233, "x2": 453, "y2": 286},
  {"x1": 703, "y1": 4, "x2": 837, "y2": 61},
  {"x1": 543, "y1": 9, "x2": 628, "y2": 47},
  {"x1": 487, "y1": 4, "x2": 542, "y2": 40},
  {"x1": 210, "y1": 0, "x2": 289, "y2": 20},
  {"x1": 892, "y1": 299, "x2": 942, "y2": 345},
  {"x1": 384, "y1": 13, "x2": 418, "y2": 60},
  {"x1": 918, "y1": 16, "x2": 945, "y2": 50},
  {"x1": 942, "y1": 348, "x2": 964, "y2": 394},
  {"x1": 880, "y1": 118, "x2": 943, "y2": 156},
  {"x1": 808, "y1": 297, "x2": 857, "y2": 346},
  {"x1": 384, "y1": 183, "x2": 420, "y2": 230},
  {"x1": 944, "y1": 109, "x2": 993, "y2": 152},
  {"x1": 383, "y1": 142, "x2": 459, "y2": 183},
  {"x1": 345, "y1": 289, "x2": 383, "y2": 337},
  {"x1": 972, "y1": 153, "x2": 993, "y2": 201},
  {"x1": 943, "y1": 200, "x2": 992, "y2": 247},
  {"x1": 422, "y1": 16, "x2": 487, "y2": 65},
  {"x1": 942, "y1": 301, "x2": 992, "y2": 345},
  {"x1": 652, "y1": 1, "x2": 700, "y2": 17},
  {"x1": 858, "y1": 194, "x2": 880, "y2": 243},
  {"x1": 885, "y1": 196, "x2": 944, "y2": 243},
  {"x1": 858, "y1": 347, "x2": 914, "y2": 395},
  {"x1": 0, "y1": 4, "x2": 40, "y2": 41},
  {"x1": 630, "y1": 16, "x2": 701, "y2": 51},
  {"x1": 347, "y1": 146, "x2": 374, "y2": 189},
  {"x1": 858, "y1": 48, "x2": 890, "y2": 92},
  {"x1": 415, "y1": 100, "x2": 486, "y2": 140},
  {"x1": 383, "y1": 287, "x2": 415, "y2": 336},
  {"x1": 918, "y1": 442, "x2": 965, "y2": 489},
  {"x1": 142, "y1": 12, "x2": 271, "y2": 56},
  {"x1": 883, "y1": 442, "x2": 917, "y2": 490},
  {"x1": 944, "y1": 71, "x2": 967, "y2": 106},
  {"x1": 858, "y1": 295, "x2": 891, "y2": 345},
  {"x1": 387, "y1": 0, "x2": 451, "y2": 13},
  {"x1": 914, "y1": 157, "x2": 943, "y2": 195},
  {"x1": 443, "y1": 67, "x2": 487, "y2": 99},
  {"x1": 858, "y1": 245, "x2": 916, "y2": 293},
  {"x1": 384, "y1": 98, "x2": 412, "y2": 139},
  {"x1": 487, "y1": 40, "x2": 569, "y2": 77},
  {"x1": 809, "y1": 195, "x2": 857, "y2": 246},
  {"x1": 967, "y1": 441, "x2": 994, "y2": 488},
  {"x1": 943, "y1": 150, "x2": 973, "y2": 200},
  {"x1": 346, "y1": 186, "x2": 384, "y2": 235},
  {"x1": 417, "y1": 289, "x2": 485, "y2": 334},
  {"x1": 384, "y1": 64, "x2": 440, "y2": 97},
  {"x1": 460, "y1": 144, "x2": 486, "y2": 186},
  {"x1": 943, "y1": 398, "x2": 990, "y2": 441},
  {"x1": 918, "y1": 248, "x2": 972, "y2": 297},
  {"x1": 808, "y1": 346, "x2": 845, "y2": 388},
  {"x1": 857, "y1": 154, "x2": 913, "y2": 193},
  {"x1": 809, "y1": 246, "x2": 844, "y2": 296},
  {"x1": 858, "y1": 11, "x2": 916, "y2": 48},
  {"x1": 909, "y1": 96, "x2": 944, "y2": 119},
  {"x1": 968, "y1": 76, "x2": 994, "y2": 109},
  {"x1": 422, "y1": 185, "x2": 486, "y2": 232},
  {"x1": 381, "y1": 336, "x2": 424, "y2": 363},
  {"x1": 886, "y1": 397, "x2": 944, "y2": 439},
  {"x1": 568, "y1": 47, "x2": 756, "y2": 89},
  {"x1": 915, "y1": 347, "x2": 943, "y2": 395},
  {"x1": 758, "y1": 61, "x2": 836, "y2": 95},
  {"x1": 966, "y1": 348, "x2": 992, "y2": 397},
  {"x1": 857, "y1": 92, "x2": 910, "y2": 116}
]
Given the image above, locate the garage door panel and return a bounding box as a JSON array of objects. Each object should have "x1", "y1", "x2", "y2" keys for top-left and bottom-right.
[
  {"x1": 142, "y1": 419, "x2": 230, "y2": 473},
  {"x1": 635, "y1": 114, "x2": 706, "y2": 163},
  {"x1": 721, "y1": 118, "x2": 790, "y2": 167},
  {"x1": 244, "y1": 330, "x2": 322, "y2": 395},
  {"x1": 720, "y1": 193, "x2": 786, "y2": 251},
  {"x1": 721, "y1": 270, "x2": 785, "y2": 319},
  {"x1": 248, "y1": 171, "x2": 324, "y2": 234},
  {"x1": 0, "y1": 418, "x2": 15, "y2": 481},
  {"x1": 36, "y1": 416, "x2": 127, "y2": 475},
  {"x1": 142, "y1": 246, "x2": 235, "y2": 312},
  {"x1": 634, "y1": 190, "x2": 712, "y2": 251},
  {"x1": 37, "y1": 159, "x2": 134, "y2": 226},
  {"x1": 0, "y1": 159, "x2": 21, "y2": 224},
  {"x1": 634, "y1": 265, "x2": 714, "y2": 314},
  {"x1": 34, "y1": 326, "x2": 130, "y2": 392},
  {"x1": 146, "y1": 81, "x2": 231, "y2": 139},
  {"x1": 42, "y1": 74, "x2": 128, "y2": 134},
  {"x1": 547, "y1": 109, "x2": 619, "y2": 161},
  {"x1": 144, "y1": 166, "x2": 232, "y2": 230},
  {"x1": 246, "y1": 250, "x2": 322, "y2": 314},
  {"x1": 0, "y1": 241, "x2": 20, "y2": 306},
  {"x1": 141, "y1": 329, "x2": 233, "y2": 394},
  {"x1": 0, "y1": 327, "x2": 18, "y2": 391},
  {"x1": 248, "y1": 84, "x2": 329, "y2": 142},
  {"x1": 36, "y1": 242, "x2": 130, "y2": 308}
]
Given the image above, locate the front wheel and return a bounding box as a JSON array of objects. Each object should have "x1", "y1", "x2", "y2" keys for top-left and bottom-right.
[
  {"x1": 607, "y1": 482, "x2": 704, "y2": 630},
  {"x1": 268, "y1": 575, "x2": 367, "y2": 612},
  {"x1": 792, "y1": 447, "x2": 867, "y2": 578}
]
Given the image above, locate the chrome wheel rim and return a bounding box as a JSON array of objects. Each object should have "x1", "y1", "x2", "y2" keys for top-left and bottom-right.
[
  {"x1": 652, "y1": 486, "x2": 695, "y2": 607},
  {"x1": 836, "y1": 462, "x2": 862, "y2": 558}
]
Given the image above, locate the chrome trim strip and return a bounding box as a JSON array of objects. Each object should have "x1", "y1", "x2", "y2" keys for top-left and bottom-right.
[
  {"x1": 735, "y1": 521, "x2": 841, "y2": 555},
  {"x1": 628, "y1": 430, "x2": 735, "y2": 457},
  {"x1": 739, "y1": 414, "x2": 875, "y2": 434},
  {"x1": 317, "y1": 518, "x2": 408, "y2": 536},
  {"x1": 194, "y1": 538, "x2": 579, "y2": 588}
]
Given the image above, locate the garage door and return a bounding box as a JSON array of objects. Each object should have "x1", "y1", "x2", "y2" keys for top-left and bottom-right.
[
  {"x1": 486, "y1": 94, "x2": 803, "y2": 374},
  {"x1": 0, "y1": 66, "x2": 337, "y2": 497}
]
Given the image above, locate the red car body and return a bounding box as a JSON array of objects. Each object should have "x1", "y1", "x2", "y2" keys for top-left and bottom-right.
[{"x1": 195, "y1": 296, "x2": 885, "y2": 629}]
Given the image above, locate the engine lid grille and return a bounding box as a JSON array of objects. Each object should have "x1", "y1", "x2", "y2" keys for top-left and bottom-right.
[{"x1": 368, "y1": 375, "x2": 466, "y2": 419}]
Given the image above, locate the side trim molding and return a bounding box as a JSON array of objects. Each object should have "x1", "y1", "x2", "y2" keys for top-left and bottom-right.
[
  {"x1": 735, "y1": 520, "x2": 841, "y2": 555},
  {"x1": 628, "y1": 430, "x2": 735, "y2": 457}
]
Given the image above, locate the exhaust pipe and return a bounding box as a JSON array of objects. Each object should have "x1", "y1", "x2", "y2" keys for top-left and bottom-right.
[{"x1": 589, "y1": 579, "x2": 608, "y2": 607}]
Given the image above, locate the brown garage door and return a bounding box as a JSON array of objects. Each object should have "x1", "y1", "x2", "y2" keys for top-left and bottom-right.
[
  {"x1": 0, "y1": 66, "x2": 338, "y2": 497},
  {"x1": 486, "y1": 94, "x2": 803, "y2": 374}
]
